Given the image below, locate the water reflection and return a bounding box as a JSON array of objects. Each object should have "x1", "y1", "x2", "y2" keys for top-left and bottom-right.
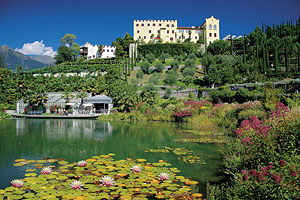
[
  {"x1": 16, "y1": 119, "x2": 112, "y2": 141},
  {"x1": 1, "y1": 119, "x2": 223, "y2": 197}
]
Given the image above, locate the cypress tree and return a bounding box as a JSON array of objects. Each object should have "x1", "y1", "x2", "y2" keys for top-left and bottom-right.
[
  {"x1": 230, "y1": 35, "x2": 233, "y2": 55},
  {"x1": 298, "y1": 43, "x2": 300, "y2": 73},
  {"x1": 243, "y1": 34, "x2": 246, "y2": 64},
  {"x1": 274, "y1": 41, "x2": 279, "y2": 74},
  {"x1": 285, "y1": 38, "x2": 290, "y2": 75},
  {"x1": 262, "y1": 42, "x2": 266, "y2": 74},
  {"x1": 127, "y1": 56, "x2": 130, "y2": 76},
  {"x1": 256, "y1": 41, "x2": 259, "y2": 72},
  {"x1": 266, "y1": 42, "x2": 269, "y2": 74}
]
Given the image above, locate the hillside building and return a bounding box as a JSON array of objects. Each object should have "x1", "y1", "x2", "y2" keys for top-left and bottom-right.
[
  {"x1": 133, "y1": 16, "x2": 219, "y2": 45},
  {"x1": 80, "y1": 42, "x2": 115, "y2": 60}
]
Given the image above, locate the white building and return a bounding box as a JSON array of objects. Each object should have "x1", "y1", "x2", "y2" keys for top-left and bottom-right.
[
  {"x1": 101, "y1": 45, "x2": 116, "y2": 58},
  {"x1": 80, "y1": 42, "x2": 115, "y2": 60}
]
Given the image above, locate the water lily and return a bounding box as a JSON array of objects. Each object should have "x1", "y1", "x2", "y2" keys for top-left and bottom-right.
[
  {"x1": 100, "y1": 176, "x2": 115, "y2": 186},
  {"x1": 11, "y1": 179, "x2": 24, "y2": 188},
  {"x1": 131, "y1": 165, "x2": 142, "y2": 173},
  {"x1": 41, "y1": 167, "x2": 52, "y2": 174},
  {"x1": 70, "y1": 180, "x2": 84, "y2": 189},
  {"x1": 158, "y1": 172, "x2": 169, "y2": 180},
  {"x1": 77, "y1": 160, "x2": 87, "y2": 167}
]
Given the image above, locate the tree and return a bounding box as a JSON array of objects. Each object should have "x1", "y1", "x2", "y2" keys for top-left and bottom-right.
[
  {"x1": 55, "y1": 45, "x2": 72, "y2": 64},
  {"x1": 170, "y1": 60, "x2": 179, "y2": 70},
  {"x1": 112, "y1": 33, "x2": 134, "y2": 57},
  {"x1": 145, "y1": 53, "x2": 155, "y2": 63},
  {"x1": 0, "y1": 55, "x2": 4, "y2": 68},
  {"x1": 149, "y1": 73, "x2": 160, "y2": 85},
  {"x1": 207, "y1": 40, "x2": 228, "y2": 55},
  {"x1": 155, "y1": 62, "x2": 164, "y2": 73},
  {"x1": 140, "y1": 61, "x2": 151, "y2": 74},
  {"x1": 159, "y1": 53, "x2": 168, "y2": 63},
  {"x1": 136, "y1": 70, "x2": 144, "y2": 79},
  {"x1": 98, "y1": 44, "x2": 104, "y2": 58},
  {"x1": 163, "y1": 70, "x2": 178, "y2": 86},
  {"x1": 61, "y1": 34, "x2": 80, "y2": 61},
  {"x1": 182, "y1": 67, "x2": 195, "y2": 77}
]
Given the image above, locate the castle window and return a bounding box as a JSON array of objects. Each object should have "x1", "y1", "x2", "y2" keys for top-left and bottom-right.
[
  {"x1": 214, "y1": 33, "x2": 217, "y2": 37},
  {"x1": 209, "y1": 24, "x2": 212, "y2": 30},
  {"x1": 214, "y1": 25, "x2": 217, "y2": 30},
  {"x1": 111, "y1": 50, "x2": 113, "y2": 52},
  {"x1": 136, "y1": 24, "x2": 139, "y2": 27},
  {"x1": 167, "y1": 30, "x2": 169, "y2": 34},
  {"x1": 209, "y1": 33, "x2": 212, "y2": 37},
  {"x1": 172, "y1": 24, "x2": 174, "y2": 27},
  {"x1": 148, "y1": 24, "x2": 150, "y2": 26},
  {"x1": 142, "y1": 24, "x2": 144, "y2": 26},
  {"x1": 157, "y1": 30, "x2": 160, "y2": 33},
  {"x1": 144, "y1": 36, "x2": 146, "y2": 39},
  {"x1": 183, "y1": 36, "x2": 185, "y2": 39},
  {"x1": 179, "y1": 36, "x2": 181, "y2": 39},
  {"x1": 195, "y1": 36, "x2": 197, "y2": 39},
  {"x1": 149, "y1": 30, "x2": 151, "y2": 33},
  {"x1": 139, "y1": 36, "x2": 141, "y2": 39},
  {"x1": 167, "y1": 24, "x2": 169, "y2": 27},
  {"x1": 170, "y1": 37, "x2": 173, "y2": 41},
  {"x1": 172, "y1": 30, "x2": 174, "y2": 34},
  {"x1": 137, "y1": 30, "x2": 139, "y2": 33},
  {"x1": 153, "y1": 23, "x2": 155, "y2": 26},
  {"x1": 159, "y1": 24, "x2": 161, "y2": 26}
]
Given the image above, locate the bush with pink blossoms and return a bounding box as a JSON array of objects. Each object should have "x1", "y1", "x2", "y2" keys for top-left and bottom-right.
[{"x1": 210, "y1": 102, "x2": 300, "y2": 199}]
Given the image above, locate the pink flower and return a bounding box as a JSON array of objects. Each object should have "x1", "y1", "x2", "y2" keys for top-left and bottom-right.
[
  {"x1": 130, "y1": 165, "x2": 142, "y2": 173},
  {"x1": 289, "y1": 170, "x2": 297, "y2": 177},
  {"x1": 279, "y1": 160, "x2": 286, "y2": 167},
  {"x1": 41, "y1": 167, "x2": 53, "y2": 175},
  {"x1": 271, "y1": 173, "x2": 282, "y2": 184},
  {"x1": 77, "y1": 160, "x2": 87, "y2": 167},
  {"x1": 70, "y1": 180, "x2": 83, "y2": 189},
  {"x1": 158, "y1": 172, "x2": 169, "y2": 181},
  {"x1": 100, "y1": 176, "x2": 115, "y2": 186},
  {"x1": 11, "y1": 179, "x2": 24, "y2": 188}
]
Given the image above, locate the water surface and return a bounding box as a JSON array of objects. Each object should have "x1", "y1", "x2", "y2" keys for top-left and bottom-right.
[{"x1": 0, "y1": 119, "x2": 223, "y2": 194}]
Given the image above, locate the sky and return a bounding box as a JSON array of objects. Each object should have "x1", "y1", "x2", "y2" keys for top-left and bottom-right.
[{"x1": 0, "y1": 0, "x2": 299, "y2": 57}]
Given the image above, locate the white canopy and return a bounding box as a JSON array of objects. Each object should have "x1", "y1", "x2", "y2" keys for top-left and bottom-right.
[
  {"x1": 66, "y1": 103, "x2": 75, "y2": 106},
  {"x1": 83, "y1": 103, "x2": 93, "y2": 107}
]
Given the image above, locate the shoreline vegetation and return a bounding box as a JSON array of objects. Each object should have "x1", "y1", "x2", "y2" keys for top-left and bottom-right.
[{"x1": 99, "y1": 96, "x2": 300, "y2": 199}]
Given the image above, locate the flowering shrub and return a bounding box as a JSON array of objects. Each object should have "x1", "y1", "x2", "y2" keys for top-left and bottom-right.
[{"x1": 211, "y1": 102, "x2": 300, "y2": 199}]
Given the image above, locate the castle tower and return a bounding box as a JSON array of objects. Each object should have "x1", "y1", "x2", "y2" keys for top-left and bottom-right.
[{"x1": 201, "y1": 16, "x2": 220, "y2": 46}]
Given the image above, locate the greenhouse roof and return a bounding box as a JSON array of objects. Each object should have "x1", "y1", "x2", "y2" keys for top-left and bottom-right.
[{"x1": 83, "y1": 95, "x2": 113, "y2": 104}]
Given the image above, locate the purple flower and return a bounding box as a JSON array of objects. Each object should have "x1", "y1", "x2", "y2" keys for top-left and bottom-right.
[
  {"x1": 289, "y1": 170, "x2": 297, "y2": 177},
  {"x1": 279, "y1": 160, "x2": 286, "y2": 167}
]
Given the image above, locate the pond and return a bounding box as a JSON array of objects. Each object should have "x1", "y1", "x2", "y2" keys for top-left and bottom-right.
[{"x1": 0, "y1": 119, "x2": 224, "y2": 196}]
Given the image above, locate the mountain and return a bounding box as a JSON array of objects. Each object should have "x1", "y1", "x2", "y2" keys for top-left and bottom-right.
[
  {"x1": 0, "y1": 44, "x2": 49, "y2": 71},
  {"x1": 30, "y1": 55, "x2": 55, "y2": 65}
]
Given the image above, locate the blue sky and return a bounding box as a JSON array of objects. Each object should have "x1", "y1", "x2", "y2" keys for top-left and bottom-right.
[{"x1": 0, "y1": 0, "x2": 299, "y2": 56}]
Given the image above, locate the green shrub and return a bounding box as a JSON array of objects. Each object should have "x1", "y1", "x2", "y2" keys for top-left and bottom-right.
[
  {"x1": 170, "y1": 60, "x2": 179, "y2": 70},
  {"x1": 140, "y1": 61, "x2": 151, "y2": 74},
  {"x1": 136, "y1": 70, "x2": 144, "y2": 79},
  {"x1": 155, "y1": 62, "x2": 164, "y2": 73},
  {"x1": 182, "y1": 67, "x2": 195, "y2": 77},
  {"x1": 145, "y1": 53, "x2": 155, "y2": 63},
  {"x1": 238, "y1": 109, "x2": 267, "y2": 121}
]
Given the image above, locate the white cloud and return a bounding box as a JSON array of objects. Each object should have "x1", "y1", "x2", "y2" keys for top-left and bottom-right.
[{"x1": 15, "y1": 40, "x2": 57, "y2": 57}]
